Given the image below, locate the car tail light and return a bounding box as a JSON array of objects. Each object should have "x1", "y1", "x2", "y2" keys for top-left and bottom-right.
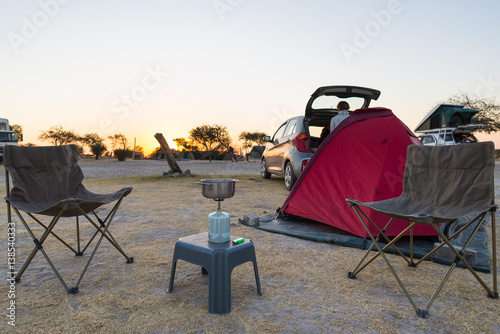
[
  {"x1": 294, "y1": 132, "x2": 309, "y2": 153},
  {"x1": 302, "y1": 160, "x2": 308, "y2": 170}
]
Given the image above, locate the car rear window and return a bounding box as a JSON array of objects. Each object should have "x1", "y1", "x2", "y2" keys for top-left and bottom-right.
[
  {"x1": 420, "y1": 135, "x2": 435, "y2": 145},
  {"x1": 309, "y1": 125, "x2": 324, "y2": 137},
  {"x1": 311, "y1": 96, "x2": 366, "y2": 110}
]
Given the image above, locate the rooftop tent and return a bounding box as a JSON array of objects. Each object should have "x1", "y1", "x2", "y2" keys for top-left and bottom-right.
[
  {"x1": 414, "y1": 104, "x2": 479, "y2": 132},
  {"x1": 279, "y1": 107, "x2": 436, "y2": 238}
]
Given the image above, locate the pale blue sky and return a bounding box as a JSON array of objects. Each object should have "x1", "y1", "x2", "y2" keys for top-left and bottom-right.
[{"x1": 1, "y1": 0, "x2": 500, "y2": 153}]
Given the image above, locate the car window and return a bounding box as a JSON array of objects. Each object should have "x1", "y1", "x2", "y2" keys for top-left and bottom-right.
[
  {"x1": 311, "y1": 96, "x2": 365, "y2": 110},
  {"x1": 438, "y1": 133, "x2": 454, "y2": 142},
  {"x1": 272, "y1": 122, "x2": 287, "y2": 141},
  {"x1": 283, "y1": 119, "x2": 297, "y2": 137},
  {"x1": 309, "y1": 125, "x2": 323, "y2": 137},
  {"x1": 420, "y1": 135, "x2": 435, "y2": 145},
  {"x1": 0, "y1": 132, "x2": 17, "y2": 142}
]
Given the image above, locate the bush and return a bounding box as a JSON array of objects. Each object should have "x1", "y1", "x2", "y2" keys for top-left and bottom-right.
[
  {"x1": 90, "y1": 143, "x2": 107, "y2": 160},
  {"x1": 114, "y1": 149, "x2": 133, "y2": 161}
]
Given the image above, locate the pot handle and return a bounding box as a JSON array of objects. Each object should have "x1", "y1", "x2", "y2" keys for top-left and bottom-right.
[{"x1": 196, "y1": 182, "x2": 212, "y2": 186}]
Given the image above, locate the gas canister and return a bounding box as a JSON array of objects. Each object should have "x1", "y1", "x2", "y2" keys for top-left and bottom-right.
[{"x1": 208, "y1": 209, "x2": 230, "y2": 243}]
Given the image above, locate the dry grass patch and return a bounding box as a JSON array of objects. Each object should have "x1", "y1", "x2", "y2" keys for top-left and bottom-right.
[{"x1": 0, "y1": 174, "x2": 498, "y2": 333}]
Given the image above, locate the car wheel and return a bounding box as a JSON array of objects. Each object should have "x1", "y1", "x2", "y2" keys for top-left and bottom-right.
[
  {"x1": 261, "y1": 159, "x2": 271, "y2": 179},
  {"x1": 284, "y1": 161, "x2": 296, "y2": 191}
]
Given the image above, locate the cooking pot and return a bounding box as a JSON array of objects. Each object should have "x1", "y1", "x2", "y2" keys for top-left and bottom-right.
[{"x1": 196, "y1": 179, "x2": 238, "y2": 199}]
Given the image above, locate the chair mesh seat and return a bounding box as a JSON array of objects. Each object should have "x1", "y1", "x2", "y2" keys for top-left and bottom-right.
[{"x1": 4, "y1": 145, "x2": 131, "y2": 216}]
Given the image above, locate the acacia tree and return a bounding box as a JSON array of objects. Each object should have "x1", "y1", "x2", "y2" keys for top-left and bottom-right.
[
  {"x1": 108, "y1": 133, "x2": 129, "y2": 150},
  {"x1": 446, "y1": 92, "x2": 500, "y2": 134},
  {"x1": 173, "y1": 137, "x2": 197, "y2": 151},
  {"x1": 239, "y1": 131, "x2": 268, "y2": 160},
  {"x1": 189, "y1": 124, "x2": 232, "y2": 161},
  {"x1": 108, "y1": 133, "x2": 131, "y2": 161},
  {"x1": 239, "y1": 131, "x2": 267, "y2": 147},
  {"x1": 212, "y1": 125, "x2": 234, "y2": 161},
  {"x1": 10, "y1": 124, "x2": 23, "y2": 142},
  {"x1": 39, "y1": 125, "x2": 78, "y2": 146},
  {"x1": 80, "y1": 133, "x2": 107, "y2": 160}
]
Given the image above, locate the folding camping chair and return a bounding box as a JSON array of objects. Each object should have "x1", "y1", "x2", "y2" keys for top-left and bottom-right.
[
  {"x1": 346, "y1": 142, "x2": 498, "y2": 318},
  {"x1": 4, "y1": 145, "x2": 134, "y2": 294}
]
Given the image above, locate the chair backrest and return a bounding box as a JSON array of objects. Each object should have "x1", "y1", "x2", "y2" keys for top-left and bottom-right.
[
  {"x1": 403, "y1": 142, "x2": 495, "y2": 212},
  {"x1": 4, "y1": 145, "x2": 84, "y2": 204}
]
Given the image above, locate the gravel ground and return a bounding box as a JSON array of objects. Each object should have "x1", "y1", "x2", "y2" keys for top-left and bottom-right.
[
  {"x1": 3, "y1": 159, "x2": 500, "y2": 198},
  {"x1": 2, "y1": 159, "x2": 500, "y2": 198},
  {"x1": 0, "y1": 159, "x2": 262, "y2": 187},
  {"x1": 79, "y1": 159, "x2": 261, "y2": 178}
]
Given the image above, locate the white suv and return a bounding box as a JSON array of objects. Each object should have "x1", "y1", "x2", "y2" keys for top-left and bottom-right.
[
  {"x1": 415, "y1": 104, "x2": 485, "y2": 146},
  {"x1": 417, "y1": 128, "x2": 480, "y2": 146}
]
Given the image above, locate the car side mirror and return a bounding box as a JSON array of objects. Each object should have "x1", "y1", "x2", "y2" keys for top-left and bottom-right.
[{"x1": 263, "y1": 136, "x2": 271, "y2": 142}]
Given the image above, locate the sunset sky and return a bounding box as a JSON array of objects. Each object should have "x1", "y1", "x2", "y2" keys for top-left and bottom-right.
[{"x1": 1, "y1": 1, "x2": 500, "y2": 155}]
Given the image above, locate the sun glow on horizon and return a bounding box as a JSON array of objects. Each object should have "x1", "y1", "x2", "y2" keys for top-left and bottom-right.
[{"x1": 2, "y1": 1, "x2": 500, "y2": 160}]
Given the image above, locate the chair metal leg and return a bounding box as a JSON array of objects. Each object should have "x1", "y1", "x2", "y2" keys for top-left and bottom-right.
[
  {"x1": 13, "y1": 208, "x2": 74, "y2": 293},
  {"x1": 77, "y1": 199, "x2": 133, "y2": 263},
  {"x1": 11, "y1": 195, "x2": 133, "y2": 294},
  {"x1": 415, "y1": 213, "x2": 484, "y2": 266},
  {"x1": 76, "y1": 216, "x2": 83, "y2": 256},
  {"x1": 356, "y1": 205, "x2": 414, "y2": 263},
  {"x1": 348, "y1": 205, "x2": 414, "y2": 278},
  {"x1": 26, "y1": 212, "x2": 79, "y2": 255},
  {"x1": 416, "y1": 217, "x2": 494, "y2": 315},
  {"x1": 74, "y1": 206, "x2": 129, "y2": 291},
  {"x1": 355, "y1": 210, "x2": 421, "y2": 315},
  {"x1": 409, "y1": 227, "x2": 415, "y2": 267},
  {"x1": 430, "y1": 219, "x2": 497, "y2": 299},
  {"x1": 350, "y1": 206, "x2": 498, "y2": 318}
]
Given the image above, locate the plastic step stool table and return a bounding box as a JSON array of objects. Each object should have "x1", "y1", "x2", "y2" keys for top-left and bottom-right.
[{"x1": 167, "y1": 232, "x2": 263, "y2": 314}]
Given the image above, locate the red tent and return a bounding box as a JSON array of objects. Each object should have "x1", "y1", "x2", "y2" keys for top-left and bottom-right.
[{"x1": 280, "y1": 107, "x2": 437, "y2": 238}]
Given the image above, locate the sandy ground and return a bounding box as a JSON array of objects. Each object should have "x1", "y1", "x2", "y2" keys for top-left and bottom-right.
[
  {"x1": 0, "y1": 159, "x2": 499, "y2": 333},
  {"x1": 78, "y1": 159, "x2": 262, "y2": 179},
  {"x1": 0, "y1": 159, "x2": 262, "y2": 187}
]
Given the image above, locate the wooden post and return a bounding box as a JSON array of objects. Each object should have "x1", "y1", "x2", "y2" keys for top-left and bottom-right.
[{"x1": 154, "y1": 133, "x2": 183, "y2": 174}]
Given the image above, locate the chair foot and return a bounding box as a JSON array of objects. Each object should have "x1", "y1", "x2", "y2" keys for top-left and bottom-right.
[
  {"x1": 408, "y1": 261, "x2": 417, "y2": 268},
  {"x1": 347, "y1": 271, "x2": 357, "y2": 279},
  {"x1": 416, "y1": 309, "x2": 429, "y2": 318},
  {"x1": 487, "y1": 292, "x2": 498, "y2": 299},
  {"x1": 68, "y1": 287, "x2": 79, "y2": 294},
  {"x1": 127, "y1": 257, "x2": 134, "y2": 264},
  {"x1": 75, "y1": 252, "x2": 83, "y2": 257},
  {"x1": 15, "y1": 278, "x2": 21, "y2": 283}
]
